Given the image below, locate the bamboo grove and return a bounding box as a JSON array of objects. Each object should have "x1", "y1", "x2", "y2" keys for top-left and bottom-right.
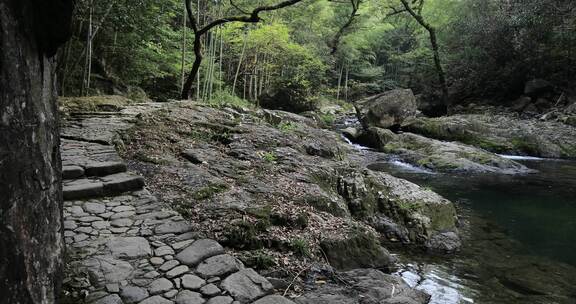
[{"x1": 57, "y1": 0, "x2": 576, "y2": 107}]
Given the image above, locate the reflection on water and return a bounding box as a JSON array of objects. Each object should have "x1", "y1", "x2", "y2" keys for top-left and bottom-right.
[
  {"x1": 398, "y1": 263, "x2": 476, "y2": 304},
  {"x1": 368, "y1": 157, "x2": 576, "y2": 303}
]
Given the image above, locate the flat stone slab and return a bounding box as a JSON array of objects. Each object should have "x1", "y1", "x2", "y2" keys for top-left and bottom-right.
[
  {"x1": 84, "y1": 202, "x2": 106, "y2": 214},
  {"x1": 252, "y1": 295, "x2": 296, "y2": 304},
  {"x1": 63, "y1": 165, "x2": 85, "y2": 179},
  {"x1": 148, "y1": 278, "x2": 174, "y2": 295},
  {"x1": 220, "y1": 269, "x2": 273, "y2": 303},
  {"x1": 63, "y1": 179, "x2": 104, "y2": 200},
  {"x1": 107, "y1": 237, "x2": 152, "y2": 259},
  {"x1": 174, "y1": 290, "x2": 205, "y2": 304},
  {"x1": 196, "y1": 254, "x2": 243, "y2": 278},
  {"x1": 181, "y1": 274, "x2": 205, "y2": 290},
  {"x1": 139, "y1": 295, "x2": 174, "y2": 304},
  {"x1": 85, "y1": 161, "x2": 127, "y2": 177},
  {"x1": 165, "y1": 265, "x2": 189, "y2": 279},
  {"x1": 155, "y1": 221, "x2": 192, "y2": 235},
  {"x1": 175, "y1": 239, "x2": 224, "y2": 266},
  {"x1": 83, "y1": 255, "x2": 134, "y2": 283},
  {"x1": 120, "y1": 286, "x2": 149, "y2": 303},
  {"x1": 206, "y1": 296, "x2": 233, "y2": 304},
  {"x1": 102, "y1": 173, "x2": 145, "y2": 195},
  {"x1": 93, "y1": 294, "x2": 123, "y2": 304}
]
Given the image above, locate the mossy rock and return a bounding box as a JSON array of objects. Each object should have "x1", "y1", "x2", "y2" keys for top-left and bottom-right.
[
  {"x1": 320, "y1": 229, "x2": 394, "y2": 271},
  {"x1": 59, "y1": 95, "x2": 135, "y2": 113}
]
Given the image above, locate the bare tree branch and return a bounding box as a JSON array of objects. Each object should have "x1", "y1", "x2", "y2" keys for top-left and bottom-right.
[
  {"x1": 329, "y1": 0, "x2": 362, "y2": 55},
  {"x1": 181, "y1": 0, "x2": 305, "y2": 99}
]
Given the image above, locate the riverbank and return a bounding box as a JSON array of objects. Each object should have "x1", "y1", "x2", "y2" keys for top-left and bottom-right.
[{"x1": 59, "y1": 95, "x2": 576, "y2": 303}]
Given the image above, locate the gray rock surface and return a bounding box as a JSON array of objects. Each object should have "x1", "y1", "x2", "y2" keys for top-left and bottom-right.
[
  {"x1": 176, "y1": 239, "x2": 224, "y2": 266},
  {"x1": 220, "y1": 269, "x2": 273, "y2": 303},
  {"x1": 181, "y1": 274, "x2": 206, "y2": 290},
  {"x1": 174, "y1": 290, "x2": 205, "y2": 304},
  {"x1": 252, "y1": 295, "x2": 296, "y2": 304},
  {"x1": 155, "y1": 221, "x2": 193, "y2": 235},
  {"x1": 121, "y1": 286, "x2": 149, "y2": 303},
  {"x1": 107, "y1": 237, "x2": 152, "y2": 259},
  {"x1": 139, "y1": 295, "x2": 174, "y2": 304},
  {"x1": 355, "y1": 89, "x2": 418, "y2": 129},
  {"x1": 196, "y1": 254, "x2": 243, "y2": 278},
  {"x1": 93, "y1": 294, "x2": 123, "y2": 304},
  {"x1": 149, "y1": 278, "x2": 174, "y2": 295},
  {"x1": 206, "y1": 296, "x2": 233, "y2": 304}
]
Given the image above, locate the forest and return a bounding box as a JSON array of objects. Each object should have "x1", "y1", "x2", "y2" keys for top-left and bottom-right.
[
  {"x1": 1, "y1": 0, "x2": 576, "y2": 304},
  {"x1": 59, "y1": 0, "x2": 576, "y2": 112}
]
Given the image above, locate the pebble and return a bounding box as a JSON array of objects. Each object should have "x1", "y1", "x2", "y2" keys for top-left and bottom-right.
[
  {"x1": 155, "y1": 246, "x2": 175, "y2": 257},
  {"x1": 106, "y1": 283, "x2": 120, "y2": 293},
  {"x1": 159, "y1": 260, "x2": 180, "y2": 272},
  {"x1": 200, "y1": 284, "x2": 220, "y2": 296},
  {"x1": 181, "y1": 274, "x2": 205, "y2": 290},
  {"x1": 165, "y1": 265, "x2": 189, "y2": 279},
  {"x1": 111, "y1": 218, "x2": 134, "y2": 227},
  {"x1": 148, "y1": 278, "x2": 174, "y2": 295},
  {"x1": 163, "y1": 289, "x2": 178, "y2": 299}
]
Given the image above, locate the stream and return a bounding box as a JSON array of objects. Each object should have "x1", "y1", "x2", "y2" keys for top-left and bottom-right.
[{"x1": 338, "y1": 119, "x2": 576, "y2": 303}]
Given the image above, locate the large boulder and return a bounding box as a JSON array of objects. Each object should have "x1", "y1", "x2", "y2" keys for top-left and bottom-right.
[
  {"x1": 295, "y1": 269, "x2": 430, "y2": 304},
  {"x1": 524, "y1": 79, "x2": 553, "y2": 96},
  {"x1": 355, "y1": 89, "x2": 418, "y2": 129},
  {"x1": 403, "y1": 114, "x2": 576, "y2": 159},
  {"x1": 364, "y1": 128, "x2": 531, "y2": 174},
  {"x1": 311, "y1": 166, "x2": 460, "y2": 250},
  {"x1": 320, "y1": 229, "x2": 395, "y2": 271}
]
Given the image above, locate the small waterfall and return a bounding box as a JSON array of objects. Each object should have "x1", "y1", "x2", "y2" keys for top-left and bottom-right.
[{"x1": 498, "y1": 154, "x2": 545, "y2": 161}]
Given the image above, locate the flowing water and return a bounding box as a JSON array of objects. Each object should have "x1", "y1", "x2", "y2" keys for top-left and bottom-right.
[
  {"x1": 373, "y1": 157, "x2": 576, "y2": 304},
  {"x1": 337, "y1": 118, "x2": 576, "y2": 303}
]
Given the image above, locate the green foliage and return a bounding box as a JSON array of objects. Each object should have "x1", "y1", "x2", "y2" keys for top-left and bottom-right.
[
  {"x1": 60, "y1": 0, "x2": 575, "y2": 107},
  {"x1": 290, "y1": 238, "x2": 311, "y2": 257},
  {"x1": 192, "y1": 184, "x2": 229, "y2": 201},
  {"x1": 261, "y1": 151, "x2": 278, "y2": 163},
  {"x1": 277, "y1": 122, "x2": 298, "y2": 133},
  {"x1": 133, "y1": 151, "x2": 168, "y2": 165},
  {"x1": 243, "y1": 250, "x2": 276, "y2": 270},
  {"x1": 202, "y1": 90, "x2": 254, "y2": 109},
  {"x1": 224, "y1": 220, "x2": 267, "y2": 250},
  {"x1": 320, "y1": 113, "x2": 335, "y2": 125}
]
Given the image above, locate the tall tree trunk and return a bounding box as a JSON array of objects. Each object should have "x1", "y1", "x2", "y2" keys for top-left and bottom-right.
[
  {"x1": 195, "y1": 0, "x2": 201, "y2": 100},
  {"x1": 0, "y1": 0, "x2": 73, "y2": 303},
  {"x1": 180, "y1": 2, "x2": 187, "y2": 91},
  {"x1": 219, "y1": 27, "x2": 224, "y2": 92},
  {"x1": 399, "y1": 0, "x2": 449, "y2": 105},
  {"x1": 82, "y1": 0, "x2": 93, "y2": 96},
  {"x1": 181, "y1": 33, "x2": 202, "y2": 100},
  {"x1": 344, "y1": 65, "x2": 349, "y2": 102},
  {"x1": 336, "y1": 64, "x2": 343, "y2": 100},
  {"x1": 232, "y1": 31, "x2": 248, "y2": 95}
]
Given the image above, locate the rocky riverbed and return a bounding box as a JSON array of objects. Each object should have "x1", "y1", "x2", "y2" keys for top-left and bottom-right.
[
  {"x1": 59, "y1": 91, "x2": 576, "y2": 303},
  {"x1": 60, "y1": 99, "x2": 453, "y2": 304}
]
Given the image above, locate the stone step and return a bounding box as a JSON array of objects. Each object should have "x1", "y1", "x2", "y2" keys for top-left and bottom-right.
[
  {"x1": 84, "y1": 161, "x2": 127, "y2": 177},
  {"x1": 63, "y1": 173, "x2": 145, "y2": 201},
  {"x1": 101, "y1": 172, "x2": 145, "y2": 195},
  {"x1": 62, "y1": 161, "x2": 127, "y2": 181}
]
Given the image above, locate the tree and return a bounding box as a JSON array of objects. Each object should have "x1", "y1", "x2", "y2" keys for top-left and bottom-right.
[
  {"x1": 394, "y1": 0, "x2": 449, "y2": 104},
  {"x1": 0, "y1": 0, "x2": 74, "y2": 302},
  {"x1": 329, "y1": 0, "x2": 362, "y2": 55},
  {"x1": 181, "y1": 0, "x2": 305, "y2": 99}
]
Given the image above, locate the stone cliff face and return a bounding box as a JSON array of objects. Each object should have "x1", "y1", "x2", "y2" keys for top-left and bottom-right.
[{"x1": 0, "y1": 0, "x2": 73, "y2": 303}]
